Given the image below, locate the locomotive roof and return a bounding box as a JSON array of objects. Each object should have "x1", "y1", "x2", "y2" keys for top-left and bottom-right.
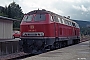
[
  {"x1": 27, "y1": 9, "x2": 79, "y2": 27},
  {"x1": 27, "y1": 9, "x2": 62, "y2": 16},
  {"x1": 27, "y1": 9, "x2": 49, "y2": 14}
]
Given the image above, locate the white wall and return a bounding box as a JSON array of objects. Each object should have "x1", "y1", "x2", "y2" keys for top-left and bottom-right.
[{"x1": 0, "y1": 20, "x2": 13, "y2": 39}]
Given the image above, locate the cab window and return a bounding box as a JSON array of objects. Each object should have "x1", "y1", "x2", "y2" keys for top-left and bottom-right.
[
  {"x1": 34, "y1": 14, "x2": 46, "y2": 21},
  {"x1": 50, "y1": 16, "x2": 53, "y2": 21},
  {"x1": 23, "y1": 15, "x2": 33, "y2": 21},
  {"x1": 53, "y1": 16, "x2": 59, "y2": 22},
  {"x1": 58, "y1": 17, "x2": 61, "y2": 23}
]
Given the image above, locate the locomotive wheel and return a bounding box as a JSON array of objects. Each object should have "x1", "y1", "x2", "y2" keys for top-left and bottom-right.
[
  {"x1": 61, "y1": 41, "x2": 67, "y2": 47},
  {"x1": 76, "y1": 39, "x2": 80, "y2": 44},
  {"x1": 45, "y1": 45, "x2": 53, "y2": 51},
  {"x1": 38, "y1": 45, "x2": 47, "y2": 53},
  {"x1": 59, "y1": 42, "x2": 61, "y2": 48},
  {"x1": 73, "y1": 39, "x2": 79, "y2": 44},
  {"x1": 54, "y1": 42, "x2": 61, "y2": 49}
]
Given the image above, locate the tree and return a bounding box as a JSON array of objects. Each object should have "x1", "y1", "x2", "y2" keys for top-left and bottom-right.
[
  {"x1": 7, "y1": 2, "x2": 23, "y2": 19},
  {"x1": 7, "y1": 2, "x2": 24, "y2": 28},
  {"x1": 0, "y1": 6, "x2": 7, "y2": 16}
]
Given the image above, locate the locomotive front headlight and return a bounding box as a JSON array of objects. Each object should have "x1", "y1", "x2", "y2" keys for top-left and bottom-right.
[
  {"x1": 37, "y1": 33, "x2": 40, "y2": 36},
  {"x1": 37, "y1": 32, "x2": 44, "y2": 36},
  {"x1": 40, "y1": 32, "x2": 44, "y2": 36}
]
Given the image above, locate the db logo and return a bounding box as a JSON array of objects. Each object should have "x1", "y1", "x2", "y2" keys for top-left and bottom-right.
[{"x1": 30, "y1": 25, "x2": 34, "y2": 29}]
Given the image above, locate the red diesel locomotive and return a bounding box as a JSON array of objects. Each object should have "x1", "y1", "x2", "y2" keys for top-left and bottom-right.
[{"x1": 20, "y1": 9, "x2": 80, "y2": 54}]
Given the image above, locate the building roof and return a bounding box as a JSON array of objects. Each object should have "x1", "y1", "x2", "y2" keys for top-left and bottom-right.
[{"x1": 0, "y1": 16, "x2": 19, "y2": 21}]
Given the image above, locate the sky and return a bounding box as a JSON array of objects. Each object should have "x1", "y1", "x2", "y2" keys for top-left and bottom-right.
[{"x1": 0, "y1": 0, "x2": 90, "y2": 21}]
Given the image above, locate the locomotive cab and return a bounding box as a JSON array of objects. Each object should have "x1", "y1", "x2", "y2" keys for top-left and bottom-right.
[{"x1": 20, "y1": 10, "x2": 54, "y2": 54}]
